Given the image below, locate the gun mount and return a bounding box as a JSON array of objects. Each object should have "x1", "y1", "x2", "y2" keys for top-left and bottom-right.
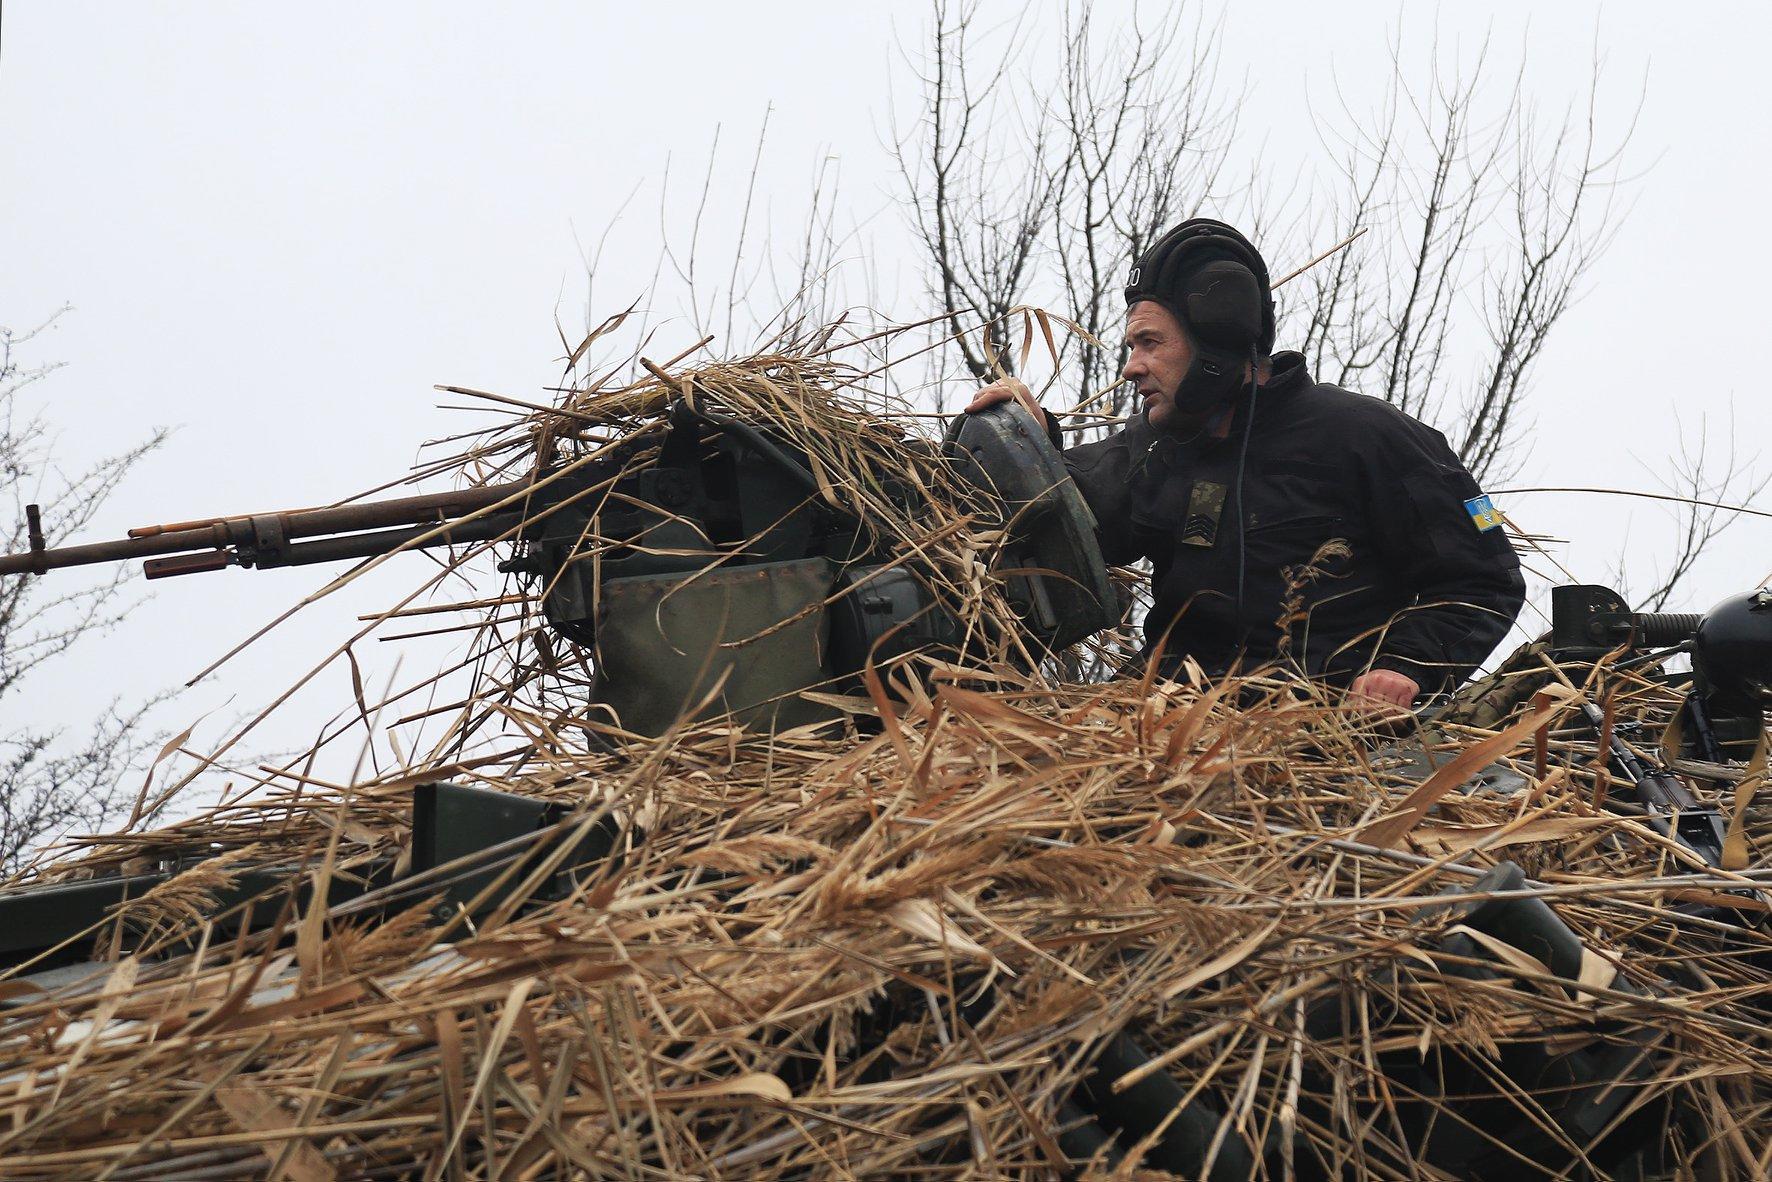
[
  {"x1": 1553, "y1": 582, "x2": 1772, "y2": 775},
  {"x1": 1442, "y1": 582, "x2": 1772, "y2": 876}
]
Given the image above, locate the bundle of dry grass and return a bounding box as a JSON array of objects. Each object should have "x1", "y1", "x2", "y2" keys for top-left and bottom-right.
[{"x1": 0, "y1": 326, "x2": 1766, "y2": 1180}]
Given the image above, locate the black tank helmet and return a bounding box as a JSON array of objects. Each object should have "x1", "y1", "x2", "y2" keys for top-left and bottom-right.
[
  {"x1": 1124, "y1": 218, "x2": 1275, "y2": 351},
  {"x1": 1124, "y1": 219, "x2": 1275, "y2": 417}
]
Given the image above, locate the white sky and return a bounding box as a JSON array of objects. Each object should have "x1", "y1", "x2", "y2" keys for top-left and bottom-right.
[{"x1": 3, "y1": 2, "x2": 1768, "y2": 802}]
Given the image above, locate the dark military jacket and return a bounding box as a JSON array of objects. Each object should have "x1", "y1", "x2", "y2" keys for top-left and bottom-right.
[{"x1": 1062, "y1": 352, "x2": 1525, "y2": 691}]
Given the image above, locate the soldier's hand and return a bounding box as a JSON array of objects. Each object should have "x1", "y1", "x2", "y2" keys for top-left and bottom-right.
[
  {"x1": 1348, "y1": 669, "x2": 1420, "y2": 710},
  {"x1": 965, "y1": 377, "x2": 1043, "y2": 421}
]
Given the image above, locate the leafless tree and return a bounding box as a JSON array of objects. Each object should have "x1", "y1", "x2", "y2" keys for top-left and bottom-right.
[
  {"x1": 893, "y1": 1, "x2": 1243, "y2": 413},
  {"x1": 570, "y1": 113, "x2": 880, "y2": 398},
  {"x1": 1046, "y1": 4, "x2": 1242, "y2": 413},
  {"x1": 892, "y1": 2, "x2": 1055, "y2": 394},
  {"x1": 0, "y1": 308, "x2": 168, "y2": 874},
  {"x1": 892, "y1": 3, "x2": 1634, "y2": 478},
  {"x1": 1291, "y1": 35, "x2": 1635, "y2": 483},
  {"x1": 1612, "y1": 415, "x2": 1768, "y2": 612}
]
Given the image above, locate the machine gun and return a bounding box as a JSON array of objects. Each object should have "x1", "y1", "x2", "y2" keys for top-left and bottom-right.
[
  {"x1": 0, "y1": 397, "x2": 1118, "y2": 737},
  {"x1": 1548, "y1": 583, "x2": 1772, "y2": 871}
]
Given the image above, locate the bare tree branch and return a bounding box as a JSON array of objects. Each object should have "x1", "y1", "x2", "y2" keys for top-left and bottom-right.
[
  {"x1": 1, "y1": 308, "x2": 172, "y2": 871},
  {"x1": 891, "y1": 1, "x2": 1249, "y2": 422},
  {"x1": 1614, "y1": 412, "x2": 1769, "y2": 612},
  {"x1": 1291, "y1": 34, "x2": 1636, "y2": 482}
]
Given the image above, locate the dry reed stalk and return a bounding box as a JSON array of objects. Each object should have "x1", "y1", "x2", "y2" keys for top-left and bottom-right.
[{"x1": 0, "y1": 320, "x2": 1764, "y2": 1180}]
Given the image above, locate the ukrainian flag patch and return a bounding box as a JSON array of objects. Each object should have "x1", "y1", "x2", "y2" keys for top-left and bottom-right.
[{"x1": 1464, "y1": 494, "x2": 1502, "y2": 532}]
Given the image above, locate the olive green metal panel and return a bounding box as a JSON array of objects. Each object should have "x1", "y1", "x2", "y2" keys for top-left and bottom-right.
[{"x1": 592, "y1": 557, "x2": 840, "y2": 737}]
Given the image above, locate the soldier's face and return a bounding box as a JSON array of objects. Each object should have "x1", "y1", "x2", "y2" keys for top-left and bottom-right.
[{"x1": 1121, "y1": 302, "x2": 1194, "y2": 429}]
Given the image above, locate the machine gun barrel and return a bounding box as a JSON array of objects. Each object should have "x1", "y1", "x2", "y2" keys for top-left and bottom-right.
[
  {"x1": 0, "y1": 479, "x2": 535, "y2": 579},
  {"x1": 1551, "y1": 584, "x2": 1707, "y2": 653}
]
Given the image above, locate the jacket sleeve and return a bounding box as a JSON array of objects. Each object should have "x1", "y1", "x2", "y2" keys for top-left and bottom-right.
[
  {"x1": 1359, "y1": 417, "x2": 1526, "y2": 693},
  {"x1": 1062, "y1": 428, "x2": 1147, "y2": 567}
]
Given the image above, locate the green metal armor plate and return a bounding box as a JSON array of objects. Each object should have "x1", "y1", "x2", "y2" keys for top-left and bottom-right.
[{"x1": 591, "y1": 556, "x2": 840, "y2": 737}]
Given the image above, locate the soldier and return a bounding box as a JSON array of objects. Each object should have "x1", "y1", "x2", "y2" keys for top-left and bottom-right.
[{"x1": 966, "y1": 219, "x2": 1525, "y2": 706}]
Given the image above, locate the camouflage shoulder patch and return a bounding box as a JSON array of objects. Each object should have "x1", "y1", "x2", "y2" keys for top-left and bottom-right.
[
  {"x1": 1463, "y1": 494, "x2": 1502, "y2": 532},
  {"x1": 1181, "y1": 480, "x2": 1227, "y2": 547}
]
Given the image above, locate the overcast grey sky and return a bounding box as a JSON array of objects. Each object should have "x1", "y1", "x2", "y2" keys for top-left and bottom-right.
[{"x1": 3, "y1": 2, "x2": 1768, "y2": 799}]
